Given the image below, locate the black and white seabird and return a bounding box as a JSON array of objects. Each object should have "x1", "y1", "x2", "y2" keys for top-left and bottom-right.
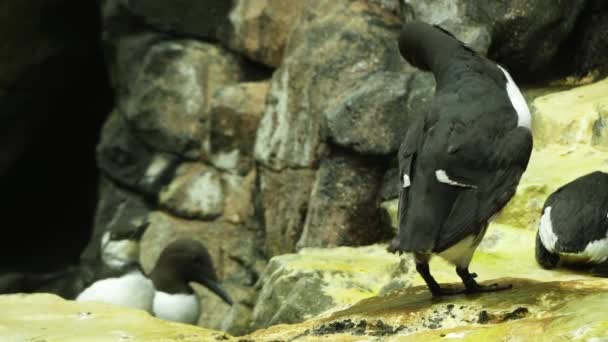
[
  {"x1": 388, "y1": 21, "x2": 533, "y2": 296},
  {"x1": 150, "y1": 239, "x2": 233, "y2": 324},
  {"x1": 77, "y1": 237, "x2": 232, "y2": 324},
  {"x1": 536, "y1": 171, "x2": 608, "y2": 276}
]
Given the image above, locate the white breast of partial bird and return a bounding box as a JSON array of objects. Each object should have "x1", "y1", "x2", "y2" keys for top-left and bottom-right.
[
  {"x1": 76, "y1": 270, "x2": 155, "y2": 312},
  {"x1": 153, "y1": 291, "x2": 200, "y2": 324}
]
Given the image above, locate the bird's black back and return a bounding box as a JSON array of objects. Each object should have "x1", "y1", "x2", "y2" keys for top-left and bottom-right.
[{"x1": 545, "y1": 171, "x2": 608, "y2": 253}]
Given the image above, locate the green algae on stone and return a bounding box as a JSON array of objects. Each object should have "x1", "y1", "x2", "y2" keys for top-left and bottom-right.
[
  {"x1": 0, "y1": 293, "x2": 233, "y2": 342},
  {"x1": 532, "y1": 77, "x2": 608, "y2": 149},
  {"x1": 244, "y1": 278, "x2": 608, "y2": 341},
  {"x1": 496, "y1": 144, "x2": 608, "y2": 230},
  {"x1": 251, "y1": 245, "x2": 416, "y2": 329}
]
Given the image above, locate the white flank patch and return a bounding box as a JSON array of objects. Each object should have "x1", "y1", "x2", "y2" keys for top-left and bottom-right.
[
  {"x1": 76, "y1": 270, "x2": 155, "y2": 313},
  {"x1": 581, "y1": 236, "x2": 608, "y2": 263},
  {"x1": 435, "y1": 170, "x2": 475, "y2": 188},
  {"x1": 153, "y1": 291, "x2": 200, "y2": 324},
  {"x1": 439, "y1": 235, "x2": 478, "y2": 268},
  {"x1": 101, "y1": 232, "x2": 140, "y2": 270},
  {"x1": 497, "y1": 65, "x2": 531, "y2": 129},
  {"x1": 538, "y1": 207, "x2": 558, "y2": 253},
  {"x1": 402, "y1": 174, "x2": 411, "y2": 188}
]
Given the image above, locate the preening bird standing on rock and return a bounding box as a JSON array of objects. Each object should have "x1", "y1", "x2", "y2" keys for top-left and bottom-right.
[{"x1": 388, "y1": 21, "x2": 533, "y2": 296}]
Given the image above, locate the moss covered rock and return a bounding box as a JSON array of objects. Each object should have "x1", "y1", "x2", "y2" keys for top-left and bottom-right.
[{"x1": 0, "y1": 293, "x2": 232, "y2": 341}]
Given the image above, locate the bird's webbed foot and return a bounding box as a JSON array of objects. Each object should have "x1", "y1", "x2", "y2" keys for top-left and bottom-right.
[{"x1": 456, "y1": 267, "x2": 512, "y2": 294}]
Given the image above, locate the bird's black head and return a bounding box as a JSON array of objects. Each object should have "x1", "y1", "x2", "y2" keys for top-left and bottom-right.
[
  {"x1": 154, "y1": 239, "x2": 233, "y2": 305},
  {"x1": 398, "y1": 21, "x2": 470, "y2": 72}
]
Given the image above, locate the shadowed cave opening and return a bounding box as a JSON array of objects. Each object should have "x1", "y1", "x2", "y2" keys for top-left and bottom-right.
[{"x1": 0, "y1": 2, "x2": 113, "y2": 273}]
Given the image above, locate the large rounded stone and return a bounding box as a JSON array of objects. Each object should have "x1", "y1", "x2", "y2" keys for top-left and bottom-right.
[
  {"x1": 326, "y1": 71, "x2": 433, "y2": 155},
  {"x1": 254, "y1": 1, "x2": 410, "y2": 170},
  {"x1": 96, "y1": 110, "x2": 179, "y2": 196},
  {"x1": 219, "y1": 0, "x2": 307, "y2": 67},
  {"x1": 260, "y1": 167, "x2": 316, "y2": 257},
  {"x1": 122, "y1": 40, "x2": 243, "y2": 159},
  {"x1": 209, "y1": 81, "x2": 269, "y2": 174},
  {"x1": 296, "y1": 153, "x2": 388, "y2": 249},
  {"x1": 251, "y1": 245, "x2": 413, "y2": 330}
]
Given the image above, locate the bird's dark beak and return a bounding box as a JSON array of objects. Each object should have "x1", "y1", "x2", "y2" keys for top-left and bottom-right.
[{"x1": 200, "y1": 278, "x2": 233, "y2": 305}]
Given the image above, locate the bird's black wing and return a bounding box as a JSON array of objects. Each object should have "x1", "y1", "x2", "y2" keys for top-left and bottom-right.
[
  {"x1": 389, "y1": 116, "x2": 425, "y2": 252},
  {"x1": 434, "y1": 126, "x2": 533, "y2": 252},
  {"x1": 545, "y1": 173, "x2": 608, "y2": 253}
]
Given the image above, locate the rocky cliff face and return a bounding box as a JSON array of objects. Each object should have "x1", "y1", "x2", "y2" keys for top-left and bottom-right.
[{"x1": 2, "y1": 0, "x2": 608, "y2": 339}]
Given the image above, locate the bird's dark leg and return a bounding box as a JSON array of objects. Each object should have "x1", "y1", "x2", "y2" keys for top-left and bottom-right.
[
  {"x1": 416, "y1": 262, "x2": 464, "y2": 296},
  {"x1": 456, "y1": 267, "x2": 512, "y2": 293}
]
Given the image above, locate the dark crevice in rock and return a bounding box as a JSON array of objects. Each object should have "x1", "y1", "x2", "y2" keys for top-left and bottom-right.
[
  {"x1": 0, "y1": 1, "x2": 113, "y2": 272},
  {"x1": 552, "y1": 0, "x2": 608, "y2": 81}
]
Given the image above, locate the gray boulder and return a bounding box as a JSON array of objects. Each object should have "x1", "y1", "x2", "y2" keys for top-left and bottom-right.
[
  {"x1": 121, "y1": 40, "x2": 243, "y2": 159},
  {"x1": 254, "y1": 0, "x2": 413, "y2": 170},
  {"x1": 96, "y1": 110, "x2": 178, "y2": 196},
  {"x1": 297, "y1": 153, "x2": 388, "y2": 249},
  {"x1": 260, "y1": 167, "x2": 316, "y2": 257}
]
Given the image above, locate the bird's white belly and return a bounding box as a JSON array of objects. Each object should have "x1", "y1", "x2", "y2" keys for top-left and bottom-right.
[
  {"x1": 438, "y1": 235, "x2": 479, "y2": 268},
  {"x1": 153, "y1": 291, "x2": 200, "y2": 324},
  {"x1": 76, "y1": 270, "x2": 154, "y2": 313}
]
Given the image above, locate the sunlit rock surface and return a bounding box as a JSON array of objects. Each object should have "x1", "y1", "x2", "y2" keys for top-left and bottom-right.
[
  {"x1": 0, "y1": 293, "x2": 233, "y2": 341},
  {"x1": 245, "y1": 278, "x2": 608, "y2": 341}
]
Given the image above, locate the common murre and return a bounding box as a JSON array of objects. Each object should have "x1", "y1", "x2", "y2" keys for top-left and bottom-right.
[
  {"x1": 77, "y1": 233, "x2": 232, "y2": 324},
  {"x1": 150, "y1": 239, "x2": 233, "y2": 324},
  {"x1": 536, "y1": 171, "x2": 608, "y2": 276},
  {"x1": 388, "y1": 21, "x2": 533, "y2": 296}
]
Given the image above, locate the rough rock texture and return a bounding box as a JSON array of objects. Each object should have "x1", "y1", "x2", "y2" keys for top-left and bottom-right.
[
  {"x1": 475, "y1": 0, "x2": 586, "y2": 77},
  {"x1": 158, "y1": 163, "x2": 224, "y2": 220},
  {"x1": 81, "y1": 177, "x2": 150, "y2": 262},
  {"x1": 245, "y1": 277, "x2": 608, "y2": 341},
  {"x1": 297, "y1": 153, "x2": 388, "y2": 249},
  {"x1": 209, "y1": 81, "x2": 269, "y2": 174},
  {"x1": 251, "y1": 245, "x2": 415, "y2": 330},
  {"x1": 96, "y1": 110, "x2": 179, "y2": 196},
  {"x1": 532, "y1": 77, "x2": 608, "y2": 149},
  {"x1": 248, "y1": 223, "x2": 594, "y2": 334},
  {"x1": 254, "y1": 1, "x2": 412, "y2": 170},
  {"x1": 121, "y1": 0, "x2": 233, "y2": 41},
  {"x1": 326, "y1": 71, "x2": 433, "y2": 155},
  {"x1": 140, "y1": 212, "x2": 263, "y2": 285},
  {"x1": 0, "y1": 294, "x2": 233, "y2": 341},
  {"x1": 219, "y1": 0, "x2": 308, "y2": 67},
  {"x1": 402, "y1": 0, "x2": 492, "y2": 54},
  {"x1": 404, "y1": 0, "x2": 585, "y2": 77},
  {"x1": 121, "y1": 40, "x2": 244, "y2": 158},
  {"x1": 261, "y1": 167, "x2": 316, "y2": 257}
]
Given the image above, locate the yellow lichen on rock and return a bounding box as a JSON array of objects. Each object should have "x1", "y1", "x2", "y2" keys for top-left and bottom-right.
[
  {"x1": 0, "y1": 293, "x2": 232, "y2": 342},
  {"x1": 244, "y1": 278, "x2": 608, "y2": 341},
  {"x1": 532, "y1": 77, "x2": 608, "y2": 148}
]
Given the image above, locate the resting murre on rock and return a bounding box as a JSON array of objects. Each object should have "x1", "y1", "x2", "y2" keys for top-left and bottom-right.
[
  {"x1": 150, "y1": 239, "x2": 233, "y2": 324},
  {"x1": 388, "y1": 21, "x2": 533, "y2": 296},
  {"x1": 77, "y1": 234, "x2": 232, "y2": 324},
  {"x1": 536, "y1": 171, "x2": 608, "y2": 276}
]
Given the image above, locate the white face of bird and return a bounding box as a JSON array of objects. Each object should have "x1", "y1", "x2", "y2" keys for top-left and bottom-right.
[{"x1": 100, "y1": 231, "x2": 140, "y2": 270}]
